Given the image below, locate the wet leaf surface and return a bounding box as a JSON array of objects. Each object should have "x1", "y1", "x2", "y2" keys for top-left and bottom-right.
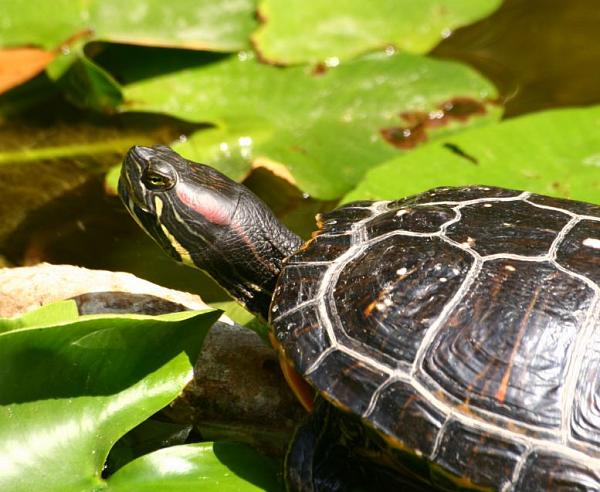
[
  {"x1": 343, "y1": 106, "x2": 600, "y2": 204},
  {"x1": 252, "y1": 0, "x2": 501, "y2": 64},
  {"x1": 119, "y1": 50, "x2": 499, "y2": 199}
]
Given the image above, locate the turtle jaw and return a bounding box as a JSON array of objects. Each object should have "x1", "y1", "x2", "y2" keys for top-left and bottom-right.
[
  {"x1": 119, "y1": 145, "x2": 161, "y2": 215},
  {"x1": 118, "y1": 147, "x2": 185, "y2": 263},
  {"x1": 118, "y1": 154, "x2": 158, "y2": 235}
]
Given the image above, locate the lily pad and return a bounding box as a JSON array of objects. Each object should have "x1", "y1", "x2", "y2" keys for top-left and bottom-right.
[
  {"x1": 121, "y1": 51, "x2": 499, "y2": 199},
  {"x1": 253, "y1": 0, "x2": 502, "y2": 64},
  {"x1": 343, "y1": 106, "x2": 600, "y2": 204},
  {"x1": 0, "y1": 0, "x2": 257, "y2": 52},
  {"x1": 0, "y1": 302, "x2": 220, "y2": 491},
  {"x1": 106, "y1": 441, "x2": 281, "y2": 491},
  {"x1": 0, "y1": 0, "x2": 257, "y2": 101}
]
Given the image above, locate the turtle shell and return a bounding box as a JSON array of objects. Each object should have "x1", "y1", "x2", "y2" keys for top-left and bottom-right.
[{"x1": 270, "y1": 185, "x2": 600, "y2": 491}]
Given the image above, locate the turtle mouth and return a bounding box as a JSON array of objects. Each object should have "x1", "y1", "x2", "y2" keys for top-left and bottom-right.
[
  {"x1": 119, "y1": 148, "x2": 155, "y2": 215},
  {"x1": 118, "y1": 174, "x2": 156, "y2": 230}
]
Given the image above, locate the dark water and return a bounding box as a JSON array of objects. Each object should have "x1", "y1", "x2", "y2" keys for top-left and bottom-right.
[
  {"x1": 1, "y1": 0, "x2": 599, "y2": 300},
  {"x1": 433, "y1": 0, "x2": 600, "y2": 117}
]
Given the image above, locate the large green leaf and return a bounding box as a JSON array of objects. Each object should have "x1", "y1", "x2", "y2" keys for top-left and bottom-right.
[
  {"x1": 0, "y1": 0, "x2": 257, "y2": 106},
  {"x1": 0, "y1": 301, "x2": 220, "y2": 492},
  {"x1": 0, "y1": 0, "x2": 257, "y2": 52},
  {"x1": 121, "y1": 51, "x2": 499, "y2": 199},
  {"x1": 253, "y1": 0, "x2": 502, "y2": 64},
  {"x1": 343, "y1": 106, "x2": 600, "y2": 204},
  {"x1": 106, "y1": 442, "x2": 281, "y2": 491}
]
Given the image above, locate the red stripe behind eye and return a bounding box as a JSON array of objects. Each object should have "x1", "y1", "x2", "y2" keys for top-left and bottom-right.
[{"x1": 176, "y1": 186, "x2": 231, "y2": 225}]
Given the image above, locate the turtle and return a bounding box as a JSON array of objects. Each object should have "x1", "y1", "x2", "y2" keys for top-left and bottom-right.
[{"x1": 119, "y1": 144, "x2": 600, "y2": 492}]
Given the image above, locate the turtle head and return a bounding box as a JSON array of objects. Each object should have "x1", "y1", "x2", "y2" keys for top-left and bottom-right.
[{"x1": 119, "y1": 145, "x2": 303, "y2": 318}]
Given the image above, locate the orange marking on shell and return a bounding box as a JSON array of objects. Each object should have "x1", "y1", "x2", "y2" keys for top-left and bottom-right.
[
  {"x1": 315, "y1": 213, "x2": 325, "y2": 229},
  {"x1": 363, "y1": 299, "x2": 379, "y2": 317},
  {"x1": 269, "y1": 332, "x2": 314, "y2": 412},
  {"x1": 495, "y1": 284, "x2": 542, "y2": 403},
  {"x1": 496, "y1": 372, "x2": 510, "y2": 403}
]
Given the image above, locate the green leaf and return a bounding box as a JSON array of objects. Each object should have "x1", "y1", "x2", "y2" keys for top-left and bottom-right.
[
  {"x1": 0, "y1": 0, "x2": 257, "y2": 103},
  {"x1": 253, "y1": 0, "x2": 502, "y2": 64},
  {"x1": 0, "y1": 300, "x2": 79, "y2": 334},
  {"x1": 211, "y1": 301, "x2": 270, "y2": 345},
  {"x1": 105, "y1": 419, "x2": 193, "y2": 476},
  {"x1": 0, "y1": 0, "x2": 257, "y2": 52},
  {"x1": 0, "y1": 304, "x2": 220, "y2": 492},
  {"x1": 122, "y1": 51, "x2": 499, "y2": 199},
  {"x1": 343, "y1": 106, "x2": 600, "y2": 204},
  {"x1": 48, "y1": 44, "x2": 123, "y2": 112},
  {"x1": 106, "y1": 442, "x2": 282, "y2": 491}
]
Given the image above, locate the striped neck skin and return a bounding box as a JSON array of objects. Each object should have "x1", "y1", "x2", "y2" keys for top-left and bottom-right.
[{"x1": 119, "y1": 145, "x2": 303, "y2": 319}]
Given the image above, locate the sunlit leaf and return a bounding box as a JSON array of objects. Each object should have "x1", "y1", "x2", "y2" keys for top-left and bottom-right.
[
  {"x1": 105, "y1": 441, "x2": 282, "y2": 491},
  {"x1": 253, "y1": 0, "x2": 502, "y2": 64},
  {"x1": 0, "y1": 303, "x2": 220, "y2": 492},
  {"x1": 0, "y1": 0, "x2": 256, "y2": 52},
  {"x1": 343, "y1": 106, "x2": 600, "y2": 204},
  {"x1": 0, "y1": 0, "x2": 257, "y2": 95},
  {"x1": 0, "y1": 300, "x2": 79, "y2": 334},
  {"x1": 122, "y1": 51, "x2": 499, "y2": 199}
]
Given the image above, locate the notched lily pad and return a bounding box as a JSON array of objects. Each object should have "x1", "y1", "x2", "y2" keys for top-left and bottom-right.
[
  {"x1": 343, "y1": 105, "x2": 600, "y2": 204},
  {"x1": 122, "y1": 51, "x2": 500, "y2": 199},
  {"x1": 252, "y1": 0, "x2": 502, "y2": 64}
]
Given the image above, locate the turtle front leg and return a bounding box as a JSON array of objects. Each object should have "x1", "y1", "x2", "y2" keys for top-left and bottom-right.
[
  {"x1": 286, "y1": 399, "x2": 437, "y2": 492},
  {"x1": 285, "y1": 398, "x2": 361, "y2": 492}
]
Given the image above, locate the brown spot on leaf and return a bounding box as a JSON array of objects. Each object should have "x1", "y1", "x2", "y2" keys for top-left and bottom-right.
[
  {"x1": 311, "y1": 62, "x2": 328, "y2": 76},
  {"x1": 551, "y1": 181, "x2": 571, "y2": 197},
  {"x1": 380, "y1": 125, "x2": 428, "y2": 149},
  {"x1": 380, "y1": 97, "x2": 488, "y2": 150},
  {"x1": 290, "y1": 144, "x2": 308, "y2": 154},
  {"x1": 440, "y1": 97, "x2": 486, "y2": 121}
]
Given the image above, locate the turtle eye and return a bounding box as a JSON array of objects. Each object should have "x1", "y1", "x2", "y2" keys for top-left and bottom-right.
[{"x1": 142, "y1": 167, "x2": 176, "y2": 191}]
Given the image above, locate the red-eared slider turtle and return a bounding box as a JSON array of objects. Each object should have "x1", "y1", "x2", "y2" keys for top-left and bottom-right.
[{"x1": 119, "y1": 145, "x2": 600, "y2": 491}]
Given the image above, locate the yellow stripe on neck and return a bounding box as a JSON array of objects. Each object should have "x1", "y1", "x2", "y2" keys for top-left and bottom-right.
[{"x1": 154, "y1": 196, "x2": 195, "y2": 266}]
